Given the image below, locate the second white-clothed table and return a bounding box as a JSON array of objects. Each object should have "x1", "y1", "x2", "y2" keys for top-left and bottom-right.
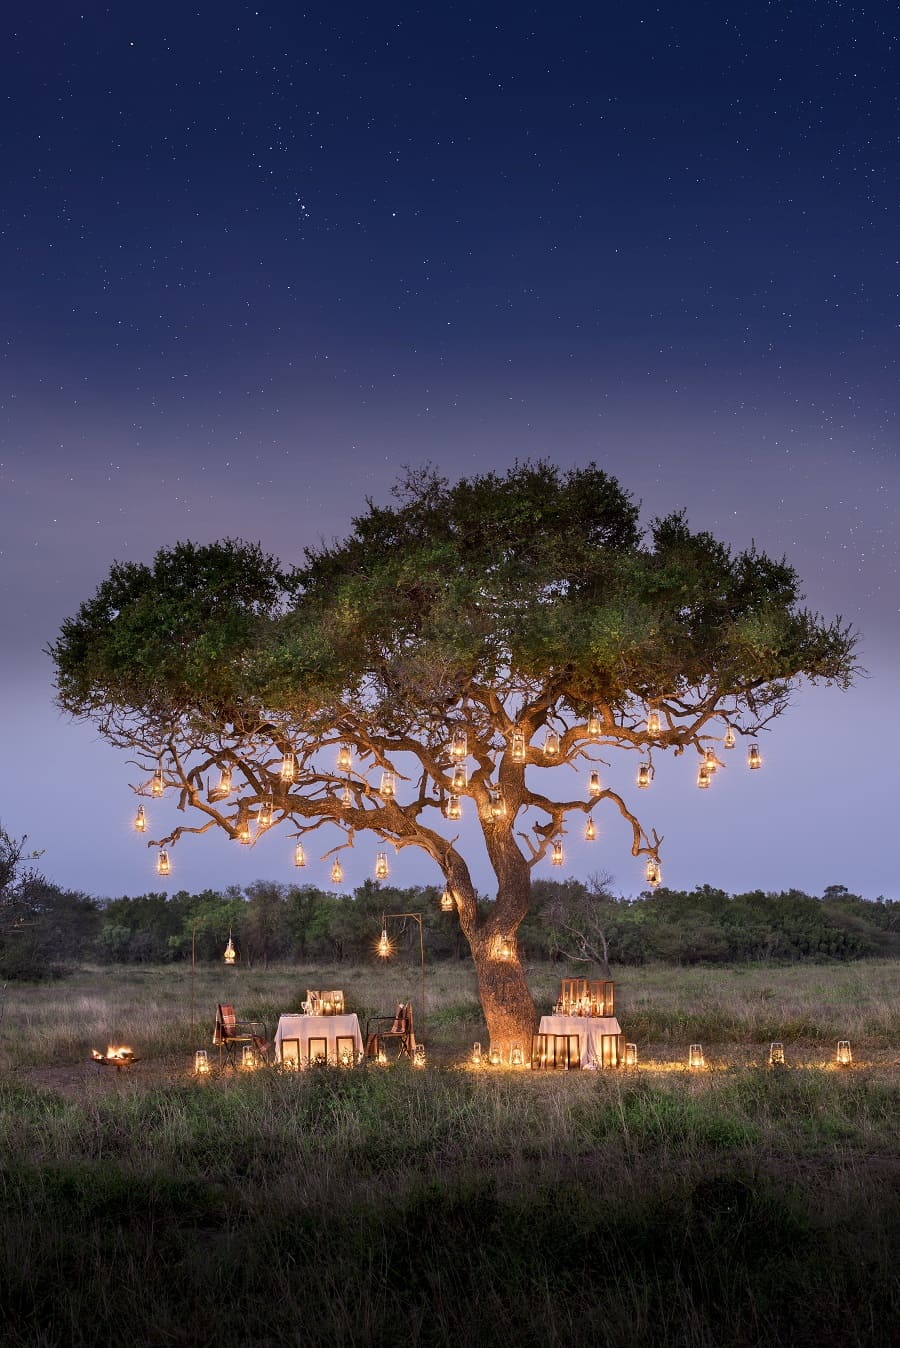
[
  {"x1": 274, "y1": 1013, "x2": 364, "y2": 1066},
  {"x1": 538, "y1": 1014, "x2": 622, "y2": 1068}
]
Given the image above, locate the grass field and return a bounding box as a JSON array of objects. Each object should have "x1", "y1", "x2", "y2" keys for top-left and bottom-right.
[{"x1": 0, "y1": 960, "x2": 897, "y2": 1346}]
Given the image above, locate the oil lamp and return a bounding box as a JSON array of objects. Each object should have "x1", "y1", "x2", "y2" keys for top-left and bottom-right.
[
  {"x1": 446, "y1": 794, "x2": 462, "y2": 820},
  {"x1": 257, "y1": 797, "x2": 273, "y2": 828},
  {"x1": 440, "y1": 887, "x2": 454, "y2": 912},
  {"x1": 647, "y1": 707, "x2": 661, "y2": 737},
  {"x1": 587, "y1": 709, "x2": 601, "y2": 739},
  {"x1": 223, "y1": 933, "x2": 236, "y2": 964},
  {"x1": 510, "y1": 1044, "x2": 524, "y2": 1067},
  {"x1": 380, "y1": 769, "x2": 396, "y2": 798},
  {"x1": 450, "y1": 729, "x2": 468, "y2": 762},
  {"x1": 637, "y1": 762, "x2": 652, "y2": 789},
  {"x1": 377, "y1": 925, "x2": 392, "y2": 959},
  {"x1": 769, "y1": 1042, "x2": 785, "y2": 1067},
  {"x1": 156, "y1": 849, "x2": 170, "y2": 876},
  {"x1": 551, "y1": 839, "x2": 564, "y2": 867},
  {"x1": 544, "y1": 730, "x2": 560, "y2": 757},
  {"x1": 645, "y1": 856, "x2": 661, "y2": 887},
  {"x1": 375, "y1": 851, "x2": 389, "y2": 880},
  {"x1": 624, "y1": 1043, "x2": 638, "y2": 1068},
  {"x1": 279, "y1": 752, "x2": 296, "y2": 783},
  {"x1": 584, "y1": 817, "x2": 597, "y2": 842},
  {"x1": 451, "y1": 764, "x2": 467, "y2": 792},
  {"x1": 688, "y1": 1044, "x2": 705, "y2": 1069},
  {"x1": 337, "y1": 744, "x2": 352, "y2": 772},
  {"x1": 331, "y1": 858, "x2": 344, "y2": 884},
  {"x1": 697, "y1": 764, "x2": 711, "y2": 789},
  {"x1": 151, "y1": 769, "x2": 165, "y2": 797},
  {"x1": 341, "y1": 782, "x2": 353, "y2": 807},
  {"x1": 748, "y1": 743, "x2": 762, "y2": 770},
  {"x1": 588, "y1": 770, "x2": 602, "y2": 796},
  {"x1": 133, "y1": 804, "x2": 147, "y2": 832},
  {"x1": 471, "y1": 1041, "x2": 482, "y2": 1066},
  {"x1": 836, "y1": 1040, "x2": 852, "y2": 1066},
  {"x1": 293, "y1": 842, "x2": 306, "y2": 868},
  {"x1": 724, "y1": 724, "x2": 736, "y2": 749},
  {"x1": 511, "y1": 729, "x2": 526, "y2": 762},
  {"x1": 488, "y1": 789, "x2": 506, "y2": 821},
  {"x1": 704, "y1": 748, "x2": 718, "y2": 774}
]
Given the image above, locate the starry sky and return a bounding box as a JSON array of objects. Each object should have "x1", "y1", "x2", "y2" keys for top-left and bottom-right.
[{"x1": 1, "y1": 2, "x2": 897, "y2": 902}]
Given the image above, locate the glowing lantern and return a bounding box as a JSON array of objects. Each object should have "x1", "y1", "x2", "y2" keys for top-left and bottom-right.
[
  {"x1": 293, "y1": 842, "x2": 306, "y2": 868},
  {"x1": 451, "y1": 764, "x2": 467, "y2": 792},
  {"x1": 446, "y1": 794, "x2": 462, "y2": 820},
  {"x1": 488, "y1": 1046, "x2": 502, "y2": 1067},
  {"x1": 544, "y1": 731, "x2": 560, "y2": 757},
  {"x1": 241, "y1": 1045, "x2": 256, "y2": 1070},
  {"x1": 836, "y1": 1040, "x2": 852, "y2": 1066},
  {"x1": 279, "y1": 752, "x2": 295, "y2": 783},
  {"x1": 748, "y1": 743, "x2": 762, "y2": 770},
  {"x1": 624, "y1": 1043, "x2": 638, "y2": 1068},
  {"x1": 472, "y1": 1042, "x2": 482, "y2": 1066},
  {"x1": 488, "y1": 789, "x2": 506, "y2": 821},
  {"x1": 380, "y1": 769, "x2": 396, "y2": 798},
  {"x1": 341, "y1": 782, "x2": 353, "y2": 808},
  {"x1": 257, "y1": 797, "x2": 273, "y2": 828},
  {"x1": 156, "y1": 849, "x2": 170, "y2": 877},
  {"x1": 337, "y1": 744, "x2": 352, "y2": 772},
  {"x1": 704, "y1": 748, "x2": 718, "y2": 774},
  {"x1": 689, "y1": 1044, "x2": 705, "y2": 1070},
  {"x1": 637, "y1": 763, "x2": 652, "y2": 789},
  {"x1": 511, "y1": 729, "x2": 526, "y2": 763},
  {"x1": 224, "y1": 934, "x2": 236, "y2": 964},
  {"x1": 450, "y1": 729, "x2": 468, "y2": 762},
  {"x1": 237, "y1": 819, "x2": 252, "y2": 844},
  {"x1": 498, "y1": 936, "x2": 513, "y2": 960},
  {"x1": 331, "y1": 859, "x2": 344, "y2": 885},
  {"x1": 214, "y1": 766, "x2": 232, "y2": 799},
  {"x1": 697, "y1": 764, "x2": 711, "y2": 789},
  {"x1": 587, "y1": 709, "x2": 601, "y2": 740},
  {"x1": 375, "y1": 851, "x2": 389, "y2": 880},
  {"x1": 551, "y1": 839, "x2": 564, "y2": 867},
  {"x1": 588, "y1": 770, "x2": 602, "y2": 796},
  {"x1": 194, "y1": 1049, "x2": 210, "y2": 1075},
  {"x1": 769, "y1": 1042, "x2": 785, "y2": 1067},
  {"x1": 647, "y1": 707, "x2": 661, "y2": 737},
  {"x1": 645, "y1": 857, "x2": 661, "y2": 887},
  {"x1": 377, "y1": 926, "x2": 392, "y2": 959},
  {"x1": 724, "y1": 724, "x2": 736, "y2": 750},
  {"x1": 376, "y1": 1047, "x2": 388, "y2": 1065},
  {"x1": 510, "y1": 1043, "x2": 524, "y2": 1067},
  {"x1": 413, "y1": 1044, "x2": 426, "y2": 1068},
  {"x1": 440, "y1": 887, "x2": 454, "y2": 912},
  {"x1": 133, "y1": 804, "x2": 147, "y2": 833},
  {"x1": 584, "y1": 817, "x2": 597, "y2": 842},
  {"x1": 151, "y1": 769, "x2": 165, "y2": 798}
]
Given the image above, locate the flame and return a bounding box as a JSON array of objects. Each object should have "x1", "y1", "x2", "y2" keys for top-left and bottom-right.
[{"x1": 92, "y1": 1045, "x2": 134, "y2": 1061}]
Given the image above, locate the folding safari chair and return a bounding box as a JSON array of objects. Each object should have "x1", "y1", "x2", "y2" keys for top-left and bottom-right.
[
  {"x1": 213, "y1": 1003, "x2": 269, "y2": 1068},
  {"x1": 365, "y1": 1001, "x2": 415, "y2": 1061}
]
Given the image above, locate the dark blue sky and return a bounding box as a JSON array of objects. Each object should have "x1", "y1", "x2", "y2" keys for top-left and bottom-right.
[{"x1": 1, "y1": 3, "x2": 897, "y2": 900}]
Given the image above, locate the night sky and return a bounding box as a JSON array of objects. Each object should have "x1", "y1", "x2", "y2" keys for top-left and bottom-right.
[{"x1": 2, "y1": 3, "x2": 897, "y2": 901}]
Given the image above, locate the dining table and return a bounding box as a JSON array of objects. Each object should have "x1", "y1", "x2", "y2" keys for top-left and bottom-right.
[
  {"x1": 274, "y1": 1012, "x2": 364, "y2": 1067},
  {"x1": 537, "y1": 1013, "x2": 622, "y2": 1069}
]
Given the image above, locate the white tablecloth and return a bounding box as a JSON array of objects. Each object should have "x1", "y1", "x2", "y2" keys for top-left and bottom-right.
[
  {"x1": 274, "y1": 1013, "x2": 363, "y2": 1066},
  {"x1": 538, "y1": 1014, "x2": 622, "y2": 1069}
]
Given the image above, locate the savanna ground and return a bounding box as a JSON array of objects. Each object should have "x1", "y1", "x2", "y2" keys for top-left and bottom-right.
[{"x1": 1, "y1": 959, "x2": 898, "y2": 1347}]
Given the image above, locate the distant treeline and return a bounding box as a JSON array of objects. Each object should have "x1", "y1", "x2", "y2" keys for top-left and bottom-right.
[{"x1": 1, "y1": 876, "x2": 896, "y2": 979}]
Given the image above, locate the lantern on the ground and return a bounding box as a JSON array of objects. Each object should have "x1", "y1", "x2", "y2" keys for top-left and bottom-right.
[
  {"x1": 380, "y1": 769, "x2": 396, "y2": 798},
  {"x1": 446, "y1": 794, "x2": 462, "y2": 820},
  {"x1": 241, "y1": 1045, "x2": 256, "y2": 1070},
  {"x1": 440, "y1": 888, "x2": 454, "y2": 912},
  {"x1": 689, "y1": 1044, "x2": 705, "y2": 1069},
  {"x1": 413, "y1": 1045, "x2": 426, "y2": 1068},
  {"x1": 223, "y1": 934, "x2": 236, "y2": 964},
  {"x1": 151, "y1": 769, "x2": 165, "y2": 797},
  {"x1": 645, "y1": 857, "x2": 661, "y2": 887},
  {"x1": 488, "y1": 1046, "x2": 502, "y2": 1067},
  {"x1": 588, "y1": 770, "x2": 602, "y2": 796},
  {"x1": 748, "y1": 743, "x2": 762, "y2": 770},
  {"x1": 836, "y1": 1040, "x2": 852, "y2": 1066},
  {"x1": 337, "y1": 744, "x2": 352, "y2": 772},
  {"x1": 156, "y1": 849, "x2": 170, "y2": 876},
  {"x1": 488, "y1": 789, "x2": 506, "y2": 821},
  {"x1": 472, "y1": 1041, "x2": 482, "y2": 1066},
  {"x1": 377, "y1": 925, "x2": 392, "y2": 959},
  {"x1": 544, "y1": 730, "x2": 560, "y2": 757},
  {"x1": 724, "y1": 724, "x2": 736, "y2": 749},
  {"x1": 624, "y1": 1043, "x2": 638, "y2": 1068},
  {"x1": 450, "y1": 729, "x2": 468, "y2": 762},
  {"x1": 637, "y1": 762, "x2": 652, "y2": 789},
  {"x1": 341, "y1": 782, "x2": 353, "y2": 808},
  {"x1": 647, "y1": 707, "x2": 661, "y2": 737},
  {"x1": 510, "y1": 1043, "x2": 524, "y2": 1067},
  {"x1": 194, "y1": 1049, "x2": 210, "y2": 1075},
  {"x1": 769, "y1": 1042, "x2": 785, "y2": 1067},
  {"x1": 585, "y1": 817, "x2": 597, "y2": 842},
  {"x1": 511, "y1": 729, "x2": 526, "y2": 762},
  {"x1": 293, "y1": 842, "x2": 306, "y2": 868},
  {"x1": 279, "y1": 752, "x2": 295, "y2": 783},
  {"x1": 451, "y1": 764, "x2": 467, "y2": 793},
  {"x1": 551, "y1": 839, "x2": 564, "y2": 867},
  {"x1": 697, "y1": 764, "x2": 711, "y2": 789},
  {"x1": 587, "y1": 709, "x2": 601, "y2": 740},
  {"x1": 133, "y1": 804, "x2": 147, "y2": 832},
  {"x1": 331, "y1": 858, "x2": 344, "y2": 884},
  {"x1": 258, "y1": 797, "x2": 273, "y2": 828},
  {"x1": 375, "y1": 852, "x2": 389, "y2": 880}
]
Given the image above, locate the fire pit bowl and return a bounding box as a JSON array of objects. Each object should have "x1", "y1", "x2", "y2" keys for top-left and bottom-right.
[{"x1": 91, "y1": 1046, "x2": 139, "y2": 1073}]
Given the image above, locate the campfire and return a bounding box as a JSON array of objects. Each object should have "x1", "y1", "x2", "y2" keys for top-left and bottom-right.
[{"x1": 91, "y1": 1045, "x2": 137, "y2": 1071}]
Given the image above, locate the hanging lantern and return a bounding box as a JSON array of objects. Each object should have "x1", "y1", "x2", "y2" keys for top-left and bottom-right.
[
  {"x1": 440, "y1": 887, "x2": 454, "y2": 912},
  {"x1": 588, "y1": 770, "x2": 602, "y2": 797},
  {"x1": 585, "y1": 817, "x2": 597, "y2": 842},
  {"x1": 156, "y1": 849, "x2": 170, "y2": 877},
  {"x1": 451, "y1": 764, "x2": 467, "y2": 792},
  {"x1": 688, "y1": 1044, "x2": 705, "y2": 1070},
  {"x1": 293, "y1": 842, "x2": 306, "y2": 868},
  {"x1": 624, "y1": 1043, "x2": 638, "y2": 1069},
  {"x1": 510, "y1": 1043, "x2": 524, "y2": 1068},
  {"x1": 647, "y1": 707, "x2": 661, "y2": 737},
  {"x1": 377, "y1": 925, "x2": 392, "y2": 959},
  {"x1": 697, "y1": 764, "x2": 711, "y2": 789},
  {"x1": 645, "y1": 857, "x2": 661, "y2": 887},
  {"x1": 498, "y1": 936, "x2": 513, "y2": 960},
  {"x1": 836, "y1": 1040, "x2": 852, "y2": 1066},
  {"x1": 258, "y1": 797, "x2": 274, "y2": 828},
  {"x1": 587, "y1": 709, "x2": 601, "y2": 740},
  {"x1": 471, "y1": 1041, "x2": 482, "y2": 1066},
  {"x1": 379, "y1": 769, "x2": 396, "y2": 798},
  {"x1": 488, "y1": 789, "x2": 506, "y2": 821},
  {"x1": 331, "y1": 858, "x2": 344, "y2": 885},
  {"x1": 551, "y1": 839, "x2": 564, "y2": 867},
  {"x1": 544, "y1": 731, "x2": 560, "y2": 757},
  {"x1": 637, "y1": 762, "x2": 652, "y2": 789},
  {"x1": 133, "y1": 804, "x2": 147, "y2": 833},
  {"x1": 704, "y1": 748, "x2": 718, "y2": 774},
  {"x1": 279, "y1": 752, "x2": 296, "y2": 783},
  {"x1": 511, "y1": 729, "x2": 526, "y2": 763},
  {"x1": 337, "y1": 744, "x2": 352, "y2": 773},
  {"x1": 341, "y1": 782, "x2": 353, "y2": 808},
  {"x1": 151, "y1": 769, "x2": 165, "y2": 798},
  {"x1": 446, "y1": 794, "x2": 462, "y2": 820},
  {"x1": 237, "y1": 819, "x2": 252, "y2": 844},
  {"x1": 724, "y1": 724, "x2": 736, "y2": 750},
  {"x1": 224, "y1": 934, "x2": 236, "y2": 965},
  {"x1": 769, "y1": 1042, "x2": 785, "y2": 1067},
  {"x1": 450, "y1": 728, "x2": 468, "y2": 762},
  {"x1": 748, "y1": 743, "x2": 762, "y2": 770},
  {"x1": 214, "y1": 766, "x2": 233, "y2": 799},
  {"x1": 375, "y1": 851, "x2": 389, "y2": 880}
]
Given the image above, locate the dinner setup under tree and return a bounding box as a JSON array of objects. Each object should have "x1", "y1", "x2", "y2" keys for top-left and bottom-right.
[{"x1": 51, "y1": 462, "x2": 856, "y2": 1056}]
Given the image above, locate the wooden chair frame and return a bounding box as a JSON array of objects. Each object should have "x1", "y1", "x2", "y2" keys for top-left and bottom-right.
[
  {"x1": 213, "y1": 1003, "x2": 269, "y2": 1068},
  {"x1": 365, "y1": 1001, "x2": 415, "y2": 1060}
]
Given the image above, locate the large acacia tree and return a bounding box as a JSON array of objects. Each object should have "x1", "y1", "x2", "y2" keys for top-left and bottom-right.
[{"x1": 51, "y1": 463, "x2": 856, "y2": 1049}]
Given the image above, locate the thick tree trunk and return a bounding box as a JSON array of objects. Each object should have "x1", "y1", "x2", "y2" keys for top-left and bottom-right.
[{"x1": 468, "y1": 930, "x2": 538, "y2": 1058}]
